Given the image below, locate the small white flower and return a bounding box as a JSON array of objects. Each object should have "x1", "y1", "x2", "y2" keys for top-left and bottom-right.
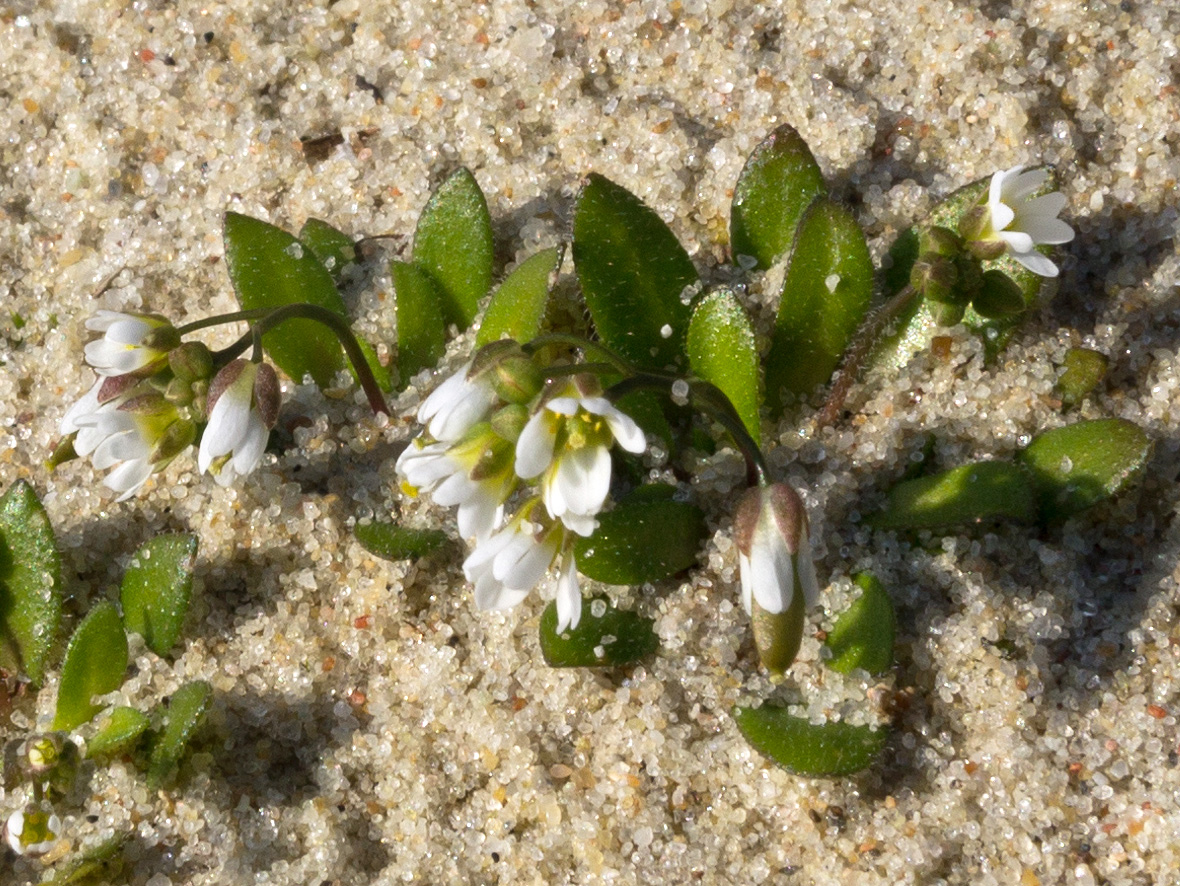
[
  {"x1": 396, "y1": 429, "x2": 515, "y2": 540},
  {"x1": 734, "y1": 483, "x2": 819, "y2": 616},
  {"x1": 198, "y1": 359, "x2": 280, "y2": 487},
  {"x1": 462, "y1": 502, "x2": 585, "y2": 632},
  {"x1": 83, "y1": 310, "x2": 179, "y2": 377},
  {"x1": 417, "y1": 360, "x2": 498, "y2": 443},
  {"x1": 978, "y1": 166, "x2": 1074, "y2": 277},
  {"x1": 61, "y1": 377, "x2": 187, "y2": 500},
  {"x1": 515, "y1": 391, "x2": 646, "y2": 536},
  {"x1": 5, "y1": 807, "x2": 61, "y2": 857}
]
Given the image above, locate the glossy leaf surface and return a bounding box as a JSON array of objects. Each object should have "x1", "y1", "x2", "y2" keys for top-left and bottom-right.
[
  {"x1": 0, "y1": 479, "x2": 62, "y2": 686},
  {"x1": 573, "y1": 173, "x2": 697, "y2": 369},
  {"x1": 86, "y1": 706, "x2": 151, "y2": 759},
  {"x1": 413, "y1": 168, "x2": 494, "y2": 329},
  {"x1": 825, "y1": 573, "x2": 895, "y2": 675},
  {"x1": 148, "y1": 679, "x2": 212, "y2": 788},
  {"x1": 354, "y1": 520, "x2": 448, "y2": 561},
  {"x1": 573, "y1": 492, "x2": 707, "y2": 585},
  {"x1": 477, "y1": 246, "x2": 562, "y2": 347},
  {"x1": 120, "y1": 533, "x2": 197, "y2": 657},
  {"x1": 298, "y1": 217, "x2": 357, "y2": 283},
  {"x1": 223, "y1": 211, "x2": 348, "y2": 387},
  {"x1": 1019, "y1": 418, "x2": 1151, "y2": 522},
  {"x1": 686, "y1": 289, "x2": 761, "y2": 444},
  {"x1": 735, "y1": 705, "x2": 888, "y2": 776},
  {"x1": 53, "y1": 602, "x2": 128, "y2": 732},
  {"x1": 766, "y1": 198, "x2": 873, "y2": 411},
  {"x1": 539, "y1": 596, "x2": 658, "y2": 667},
  {"x1": 870, "y1": 461, "x2": 1038, "y2": 530},
  {"x1": 392, "y1": 259, "x2": 447, "y2": 385},
  {"x1": 730, "y1": 124, "x2": 827, "y2": 269}
]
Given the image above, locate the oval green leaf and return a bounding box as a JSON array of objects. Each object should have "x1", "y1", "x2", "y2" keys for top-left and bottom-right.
[
  {"x1": 687, "y1": 289, "x2": 761, "y2": 445},
  {"x1": 298, "y1": 217, "x2": 358, "y2": 283},
  {"x1": 413, "y1": 168, "x2": 494, "y2": 329},
  {"x1": 730, "y1": 124, "x2": 827, "y2": 269},
  {"x1": 869, "y1": 460, "x2": 1038, "y2": 531},
  {"x1": 765, "y1": 197, "x2": 873, "y2": 412},
  {"x1": 1056, "y1": 348, "x2": 1108, "y2": 408},
  {"x1": 573, "y1": 495, "x2": 707, "y2": 585},
  {"x1": 53, "y1": 602, "x2": 128, "y2": 732},
  {"x1": 476, "y1": 246, "x2": 562, "y2": 347},
  {"x1": 392, "y1": 259, "x2": 447, "y2": 385},
  {"x1": 734, "y1": 705, "x2": 887, "y2": 776},
  {"x1": 223, "y1": 211, "x2": 349, "y2": 387},
  {"x1": 539, "y1": 596, "x2": 659, "y2": 667},
  {"x1": 354, "y1": 520, "x2": 448, "y2": 561},
  {"x1": 0, "y1": 479, "x2": 62, "y2": 686},
  {"x1": 825, "y1": 573, "x2": 895, "y2": 675},
  {"x1": 120, "y1": 533, "x2": 197, "y2": 658},
  {"x1": 573, "y1": 173, "x2": 697, "y2": 370},
  {"x1": 86, "y1": 706, "x2": 151, "y2": 759},
  {"x1": 1018, "y1": 418, "x2": 1152, "y2": 523},
  {"x1": 148, "y1": 679, "x2": 212, "y2": 789}
]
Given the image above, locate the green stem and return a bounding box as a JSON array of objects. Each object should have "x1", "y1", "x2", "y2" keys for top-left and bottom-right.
[
  {"x1": 815, "y1": 284, "x2": 918, "y2": 429},
  {"x1": 175, "y1": 308, "x2": 273, "y2": 336},
  {"x1": 208, "y1": 304, "x2": 388, "y2": 415}
]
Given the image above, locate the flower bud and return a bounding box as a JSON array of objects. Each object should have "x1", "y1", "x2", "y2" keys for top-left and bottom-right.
[
  {"x1": 470, "y1": 340, "x2": 543, "y2": 405},
  {"x1": 918, "y1": 225, "x2": 963, "y2": 258},
  {"x1": 734, "y1": 483, "x2": 820, "y2": 674},
  {"x1": 910, "y1": 253, "x2": 959, "y2": 306},
  {"x1": 19, "y1": 733, "x2": 80, "y2": 800},
  {"x1": 971, "y1": 269, "x2": 1026, "y2": 319},
  {"x1": 169, "y1": 341, "x2": 214, "y2": 382}
]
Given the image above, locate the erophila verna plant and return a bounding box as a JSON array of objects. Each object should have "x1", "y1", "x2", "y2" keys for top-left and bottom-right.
[{"x1": 13, "y1": 123, "x2": 1151, "y2": 809}]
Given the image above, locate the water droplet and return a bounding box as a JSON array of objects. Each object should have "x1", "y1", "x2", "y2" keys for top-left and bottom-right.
[
  {"x1": 671, "y1": 379, "x2": 690, "y2": 406},
  {"x1": 825, "y1": 274, "x2": 840, "y2": 293},
  {"x1": 660, "y1": 324, "x2": 673, "y2": 339},
  {"x1": 590, "y1": 599, "x2": 607, "y2": 619},
  {"x1": 1060, "y1": 456, "x2": 1073, "y2": 473},
  {"x1": 284, "y1": 242, "x2": 304, "y2": 260}
]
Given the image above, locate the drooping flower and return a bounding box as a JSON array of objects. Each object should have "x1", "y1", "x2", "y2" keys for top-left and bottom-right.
[
  {"x1": 462, "y1": 500, "x2": 585, "y2": 632},
  {"x1": 972, "y1": 166, "x2": 1074, "y2": 277},
  {"x1": 82, "y1": 310, "x2": 181, "y2": 377},
  {"x1": 61, "y1": 376, "x2": 194, "y2": 500},
  {"x1": 4, "y1": 806, "x2": 62, "y2": 857},
  {"x1": 197, "y1": 359, "x2": 280, "y2": 487},
  {"x1": 417, "y1": 359, "x2": 498, "y2": 443},
  {"x1": 396, "y1": 423, "x2": 517, "y2": 540},
  {"x1": 515, "y1": 382, "x2": 646, "y2": 537},
  {"x1": 733, "y1": 483, "x2": 819, "y2": 617}
]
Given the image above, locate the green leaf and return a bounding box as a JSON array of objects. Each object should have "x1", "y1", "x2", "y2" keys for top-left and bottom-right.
[
  {"x1": 1056, "y1": 348, "x2": 1108, "y2": 408},
  {"x1": 825, "y1": 573, "x2": 895, "y2": 675},
  {"x1": 86, "y1": 706, "x2": 151, "y2": 759},
  {"x1": 573, "y1": 493, "x2": 707, "y2": 585},
  {"x1": 0, "y1": 479, "x2": 62, "y2": 686},
  {"x1": 730, "y1": 124, "x2": 827, "y2": 269},
  {"x1": 53, "y1": 602, "x2": 128, "y2": 732},
  {"x1": 869, "y1": 461, "x2": 1038, "y2": 531},
  {"x1": 765, "y1": 197, "x2": 873, "y2": 412},
  {"x1": 413, "y1": 168, "x2": 494, "y2": 329},
  {"x1": 46, "y1": 833, "x2": 130, "y2": 886},
  {"x1": 148, "y1": 680, "x2": 212, "y2": 789},
  {"x1": 687, "y1": 289, "x2": 761, "y2": 445},
  {"x1": 1018, "y1": 418, "x2": 1152, "y2": 522},
  {"x1": 734, "y1": 705, "x2": 887, "y2": 776},
  {"x1": 392, "y1": 259, "x2": 447, "y2": 385},
  {"x1": 120, "y1": 533, "x2": 197, "y2": 657},
  {"x1": 476, "y1": 246, "x2": 562, "y2": 347},
  {"x1": 539, "y1": 596, "x2": 659, "y2": 667},
  {"x1": 354, "y1": 337, "x2": 393, "y2": 394},
  {"x1": 354, "y1": 520, "x2": 448, "y2": 561},
  {"x1": 223, "y1": 211, "x2": 349, "y2": 387},
  {"x1": 298, "y1": 217, "x2": 358, "y2": 283},
  {"x1": 573, "y1": 173, "x2": 697, "y2": 369}
]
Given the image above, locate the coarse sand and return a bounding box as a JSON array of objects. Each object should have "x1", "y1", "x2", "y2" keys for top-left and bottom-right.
[{"x1": 2, "y1": 1, "x2": 1180, "y2": 884}]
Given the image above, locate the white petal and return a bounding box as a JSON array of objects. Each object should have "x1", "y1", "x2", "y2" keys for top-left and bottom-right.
[
  {"x1": 558, "y1": 512, "x2": 598, "y2": 537},
  {"x1": 499, "y1": 533, "x2": 556, "y2": 591},
  {"x1": 199, "y1": 391, "x2": 251, "y2": 469},
  {"x1": 230, "y1": 419, "x2": 268, "y2": 477},
  {"x1": 738, "y1": 551, "x2": 754, "y2": 616},
  {"x1": 545, "y1": 396, "x2": 582, "y2": 416},
  {"x1": 548, "y1": 445, "x2": 610, "y2": 527},
  {"x1": 61, "y1": 380, "x2": 104, "y2": 435},
  {"x1": 432, "y1": 471, "x2": 479, "y2": 507},
  {"x1": 457, "y1": 496, "x2": 503, "y2": 540},
  {"x1": 1017, "y1": 212, "x2": 1074, "y2": 245},
  {"x1": 514, "y1": 412, "x2": 556, "y2": 479},
  {"x1": 1012, "y1": 250, "x2": 1059, "y2": 278},
  {"x1": 602, "y1": 409, "x2": 646, "y2": 454},
  {"x1": 1004, "y1": 167, "x2": 1048, "y2": 201},
  {"x1": 474, "y1": 570, "x2": 529, "y2": 612},
  {"x1": 749, "y1": 521, "x2": 795, "y2": 614},
  {"x1": 554, "y1": 555, "x2": 582, "y2": 632},
  {"x1": 93, "y1": 429, "x2": 148, "y2": 469},
  {"x1": 998, "y1": 230, "x2": 1035, "y2": 255},
  {"x1": 107, "y1": 459, "x2": 154, "y2": 500},
  {"x1": 397, "y1": 442, "x2": 457, "y2": 490}
]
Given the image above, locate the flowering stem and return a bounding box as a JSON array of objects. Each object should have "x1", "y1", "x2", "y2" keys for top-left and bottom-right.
[
  {"x1": 815, "y1": 284, "x2": 918, "y2": 429},
  {"x1": 206, "y1": 304, "x2": 389, "y2": 415},
  {"x1": 608, "y1": 373, "x2": 769, "y2": 488}
]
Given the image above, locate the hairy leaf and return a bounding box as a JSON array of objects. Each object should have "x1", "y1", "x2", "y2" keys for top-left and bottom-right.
[{"x1": 0, "y1": 480, "x2": 62, "y2": 685}]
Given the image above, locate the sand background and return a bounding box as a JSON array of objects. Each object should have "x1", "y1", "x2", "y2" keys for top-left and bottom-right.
[{"x1": 3, "y1": 0, "x2": 1180, "y2": 884}]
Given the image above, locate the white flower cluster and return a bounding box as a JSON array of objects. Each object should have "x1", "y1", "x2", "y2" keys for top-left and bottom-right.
[
  {"x1": 60, "y1": 312, "x2": 280, "y2": 499},
  {"x1": 397, "y1": 357, "x2": 646, "y2": 632}
]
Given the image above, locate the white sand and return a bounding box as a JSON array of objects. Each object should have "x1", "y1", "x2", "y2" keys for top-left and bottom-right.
[{"x1": 2, "y1": 1, "x2": 1180, "y2": 884}]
